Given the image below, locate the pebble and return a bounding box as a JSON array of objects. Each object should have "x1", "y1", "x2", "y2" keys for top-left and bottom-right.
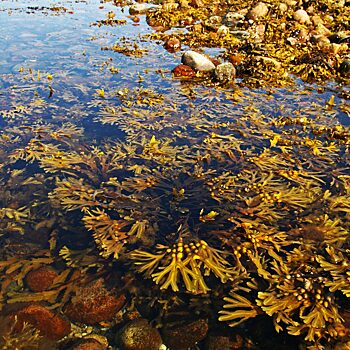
[
  {"x1": 278, "y1": 3, "x2": 288, "y2": 13},
  {"x1": 217, "y1": 25, "x2": 229, "y2": 37},
  {"x1": 223, "y1": 12, "x2": 245, "y2": 27},
  {"x1": 117, "y1": 318, "x2": 162, "y2": 350},
  {"x1": 164, "y1": 37, "x2": 181, "y2": 52},
  {"x1": 214, "y1": 62, "x2": 236, "y2": 83},
  {"x1": 204, "y1": 16, "x2": 222, "y2": 31},
  {"x1": 181, "y1": 50, "x2": 215, "y2": 72},
  {"x1": 293, "y1": 9, "x2": 310, "y2": 24},
  {"x1": 247, "y1": 2, "x2": 269, "y2": 20}
]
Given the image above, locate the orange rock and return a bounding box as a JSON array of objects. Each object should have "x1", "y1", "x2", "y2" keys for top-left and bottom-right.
[
  {"x1": 64, "y1": 279, "x2": 126, "y2": 324},
  {"x1": 130, "y1": 16, "x2": 140, "y2": 23},
  {"x1": 229, "y1": 55, "x2": 244, "y2": 66},
  {"x1": 164, "y1": 37, "x2": 181, "y2": 52},
  {"x1": 12, "y1": 304, "x2": 71, "y2": 340},
  {"x1": 172, "y1": 64, "x2": 196, "y2": 78},
  {"x1": 25, "y1": 266, "x2": 58, "y2": 292}
]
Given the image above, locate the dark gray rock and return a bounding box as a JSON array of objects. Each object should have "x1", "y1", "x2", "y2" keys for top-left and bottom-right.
[{"x1": 339, "y1": 59, "x2": 350, "y2": 77}]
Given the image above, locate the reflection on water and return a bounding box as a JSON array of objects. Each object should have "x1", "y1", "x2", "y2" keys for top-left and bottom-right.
[{"x1": 0, "y1": 0, "x2": 350, "y2": 349}]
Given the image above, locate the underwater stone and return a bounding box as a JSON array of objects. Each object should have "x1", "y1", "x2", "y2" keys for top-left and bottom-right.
[
  {"x1": 64, "y1": 279, "x2": 126, "y2": 324},
  {"x1": 25, "y1": 266, "x2": 58, "y2": 292},
  {"x1": 12, "y1": 304, "x2": 71, "y2": 340},
  {"x1": 118, "y1": 318, "x2": 162, "y2": 350},
  {"x1": 172, "y1": 64, "x2": 196, "y2": 78},
  {"x1": 162, "y1": 319, "x2": 208, "y2": 350},
  {"x1": 181, "y1": 51, "x2": 215, "y2": 72},
  {"x1": 69, "y1": 339, "x2": 107, "y2": 350},
  {"x1": 214, "y1": 63, "x2": 236, "y2": 83}
]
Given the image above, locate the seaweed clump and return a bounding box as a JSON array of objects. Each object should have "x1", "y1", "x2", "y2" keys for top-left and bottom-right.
[{"x1": 0, "y1": 316, "x2": 51, "y2": 350}]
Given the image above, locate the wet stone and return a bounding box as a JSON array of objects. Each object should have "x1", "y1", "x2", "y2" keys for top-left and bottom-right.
[
  {"x1": 164, "y1": 37, "x2": 181, "y2": 52},
  {"x1": 129, "y1": 4, "x2": 150, "y2": 15},
  {"x1": 247, "y1": 2, "x2": 269, "y2": 20},
  {"x1": 11, "y1": 304, "x2": 71, "y2": 340},
  {"x1": 117, "y1": 318, "x2": 162, "y2": 350},
  {"x1": 181, "y1": 50, "x2": 215, "y2": 72},
  {"x1": 214, "y1": 62, "x2": 236, "y2": 83},
  {"x1": 25, "y1": 266, "x2": 58, "y2": 292},
  {"x1": 69, "y1": 339, "x2": 107, "y2": 350},
  {"x1": 172, "y1": 64, "x2": 196, "y2": 78},
  {"x1": 217, "y1": 25, "x2": 229, "y2": 37},
  {"x1": 64, "y1": 279, "x2": 126, "y2": 324},
  {"x1": 162, "y1": 319, "x2": 209, "y2": 350},
  {"x1": 223, "y1": 12, "x2": 245, "y2": 27},
  {"x1": 204, "y1": 16, "x2": 222, "y2": 31},
  {"x1": 278, "y1": 3, "x2": 288, "y2": 13}
]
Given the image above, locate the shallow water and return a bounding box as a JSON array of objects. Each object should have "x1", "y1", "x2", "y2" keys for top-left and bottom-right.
[{"x1": 0, "y1": 0, "x2": 350, "y2": 349}]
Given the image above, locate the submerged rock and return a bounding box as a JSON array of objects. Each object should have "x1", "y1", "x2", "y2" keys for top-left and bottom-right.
[
  {"x1": 181, "y1": 51, "x2": 215, "y2": 72},
  {"x1": 25, "y1": 266, "x2": 58, "y2": 292},
  {"x1": 214, "y1": 62, "x2": 236, "y2": 83},
  {"x1": 172, "y1": 64, "x2": 196, "y2": 78},
  {"x1": 162, "y1": 319, "x2": 208, "y2": 350},
  {"x1": 12, "y1": 304, "x2": 71, "y2": 340},
  {"x1": 118, "y1": 318, "x2": 162, "y2": 350},
  {"x1": 64, "y1": 279, "x2": 126, "y2": 324}
]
